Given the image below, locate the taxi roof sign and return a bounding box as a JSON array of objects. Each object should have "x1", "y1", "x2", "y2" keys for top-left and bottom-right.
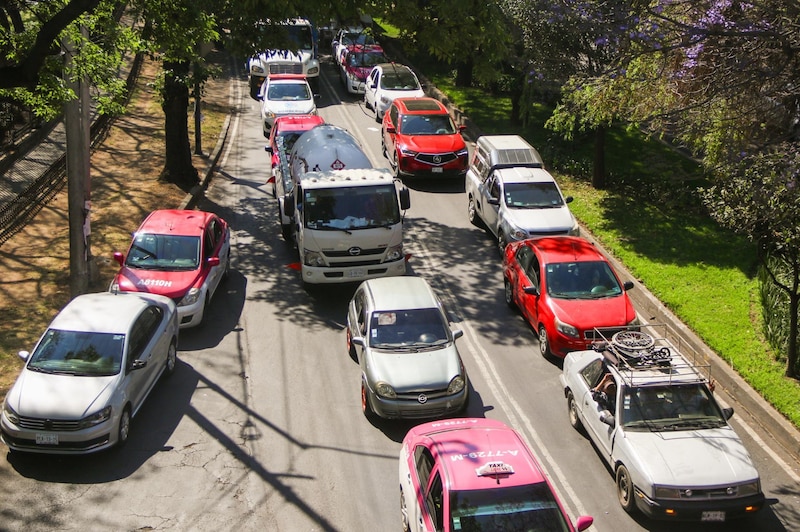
[{"x1": 476, "y1": 461, "x2": 515, "y2": 483}]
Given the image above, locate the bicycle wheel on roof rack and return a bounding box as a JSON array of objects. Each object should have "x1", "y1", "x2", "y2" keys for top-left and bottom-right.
[{"x1": 611, "y1": 330, "x2": 655, "y2": 356}]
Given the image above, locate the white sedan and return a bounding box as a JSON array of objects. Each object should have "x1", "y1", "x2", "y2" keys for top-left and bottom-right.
[
  {"x1": 1, "y1": 291, "x2": 179, "y2": 454},
  {"x1": 363, "y1": 63, "x2": 424, "y2": 122}
]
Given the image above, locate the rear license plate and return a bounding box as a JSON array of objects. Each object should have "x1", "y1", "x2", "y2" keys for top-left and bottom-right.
[
  {"x1": 348, "y1": 269, "x2": 365, "y2": 278},
  {"x1": 35, "y1": 433, "x2": 58, "y2": 445},
  {"x1": 432, "y1": 167, "x2": 443, "y2": 173},
  {"x1": 701, "y1": 511, "x2": 725, "y2": 522}
]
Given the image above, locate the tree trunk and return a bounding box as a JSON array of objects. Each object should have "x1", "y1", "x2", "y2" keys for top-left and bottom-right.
[
  {"x1": 786, "y1": 265, "x2": 799, "y2": 378},
  {"x1": 592, "y1": 126, "x2": 607, "y2": 189},
  {"x1": 510, "y1": 74, "x2": 522, "y2": 126},
  {"x1": 160, "y1": 59, "x2": 198, "y2": 188},
  {"x1": 455, "y1": 57, "x2": 473, "y2": 87}
]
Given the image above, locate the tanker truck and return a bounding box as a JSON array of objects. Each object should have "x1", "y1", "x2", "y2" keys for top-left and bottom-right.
[{"x1": 284, "y1": 124, "x2": 410, "y2": 287}]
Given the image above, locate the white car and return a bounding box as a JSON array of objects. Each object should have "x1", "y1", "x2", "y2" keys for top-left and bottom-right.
[
  {"x1": 258, "y1": 74, "x2": 317, "y2": 137},
  {"x1": 363, "y1": 63, "x2": 425, "y2": 122},
  {"x1": 559, "y1": 325, "x2": 765, "y2": 522},
  {"x1": 1, "y1": 291, "x2": 179, "y2": 454}
]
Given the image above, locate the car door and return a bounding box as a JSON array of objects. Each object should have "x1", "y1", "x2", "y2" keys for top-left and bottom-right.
[
  {"x1": 514, "y1": 245, "x2": 542, "y2": 326},
  {"x1": 204, "y1": 216, "x2": 229, "y2": 299},
  {"x1": 125, "y1": 306, "x2": 167, "y2": 410},
  {"x1": 365, "y1": 68, "x2": 379, "y2": 109},
  {"x1": 578, "y1": 359, "x2": 617, "y2": 462},
  {"x1": 348, "y1": 289, "x2": 368, "y2": 361},
  {"x1": 383, "y1": 103, "x2": 399, "y2": 160},
  {"x1": 407, "y1": 445, "x2": 439, "y2": 532},
  {"x1": 480, "y1": 171, "x2": 501, "y2": 235}
]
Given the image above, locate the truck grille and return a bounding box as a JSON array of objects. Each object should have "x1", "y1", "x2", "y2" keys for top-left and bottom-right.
[{"x1": 268, "y1": 64, "x2": 303, "y2": 75}]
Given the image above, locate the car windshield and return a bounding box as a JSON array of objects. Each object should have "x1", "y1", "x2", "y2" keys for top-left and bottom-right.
[
  {"x1": 450, "y1": 483, "x2": 571, "y2": 532},
  {"x1": 125, "y1": 233, "x2": 201, "y2": 270},
  {"x1": 621, "y1": 384, "x2": 727, "y2": 430},
  {"x1": 381, "y1": 71, "x2": 419, "y2": 90},
  {"x1": 304, "y1": 185, "x2": 400, "y2": 230},
  {"x1": 400, "y1": 114, "x2": 455, "y2": 135},
  {"x1": 348, "y1": 50, "x2": 387, "y2": 68},
  {"x1": 544, "y1": 261, "x2": 622, "y2": 299},
  {"x1": 504, "y1": 182, "x2": 564, "y2": 209},
  {"x1": 369, "y1": 308, "x2": 449, "y2": 349},
  {"x1": 27, "y1": 329, "x2": 124, "y2": 376},
  {"x1": 268, "y1": 82, "x2": 310, "y2": 101}
]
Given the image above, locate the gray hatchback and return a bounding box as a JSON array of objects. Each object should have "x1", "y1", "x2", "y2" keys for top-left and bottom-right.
[{"x1": 346, "y1": 276, "x2": 468, "y2": 420}]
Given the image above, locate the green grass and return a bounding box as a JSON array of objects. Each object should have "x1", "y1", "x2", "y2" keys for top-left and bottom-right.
[{"x1": 417, "y1": 56, "x2": 800, "y2": 427}]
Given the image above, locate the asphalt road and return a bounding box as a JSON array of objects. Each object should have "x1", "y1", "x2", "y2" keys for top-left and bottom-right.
[{"x1": 0, "y1": 56, "x2": 798, "y2": 531}]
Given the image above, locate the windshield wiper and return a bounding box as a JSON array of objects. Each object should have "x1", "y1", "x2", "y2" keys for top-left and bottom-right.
[{"x1": 319, "y1": 223, "x2": 352, "y2": 235}]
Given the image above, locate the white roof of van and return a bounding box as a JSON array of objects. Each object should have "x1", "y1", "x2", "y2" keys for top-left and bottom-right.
[
  {"x1": 299, "y1": 168, "x2": 395, "y2": 187},
  {"x1": 495, "y1": 166, "x2": 558, "y2": 184}
]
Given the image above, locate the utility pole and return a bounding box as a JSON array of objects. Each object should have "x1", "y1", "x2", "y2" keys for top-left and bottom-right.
[{"x1": 64, "y1": 27, "x2": 93, "y2": 297}]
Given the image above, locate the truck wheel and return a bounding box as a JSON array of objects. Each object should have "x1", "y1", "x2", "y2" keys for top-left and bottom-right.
[{"x1": 616, "y1": 465, "x2": 637, "y2": 514}]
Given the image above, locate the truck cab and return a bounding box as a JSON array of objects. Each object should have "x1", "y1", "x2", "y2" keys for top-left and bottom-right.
[{"x1": 247, "y1": 18, "x2": 319, "y2": 99}]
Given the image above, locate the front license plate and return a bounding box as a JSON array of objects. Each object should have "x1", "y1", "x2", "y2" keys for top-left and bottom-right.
[
  {"x1": 432, "y1": 167, "x2": 443, "y2": 173},
  {"x1": 701, "y1": 511, "x2": 725, "y2": 522},
  {"x1": 35, "y1": 433, "x2": 58, "y2": 445},
  {"x1": 348, "y1": 269, "x2": 365, "y2": 278}
]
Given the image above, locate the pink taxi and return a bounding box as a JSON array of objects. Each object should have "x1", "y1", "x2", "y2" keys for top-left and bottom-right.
[
  {"x1": 399, "y1": 418, "x2": 593, "y2": 532},
  {"x1": 111, "y1": 209, "x2": 230, "y2": 328}
]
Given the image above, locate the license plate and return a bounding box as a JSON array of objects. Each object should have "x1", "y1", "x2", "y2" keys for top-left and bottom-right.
[
  {"x1": 432, "y1": 167, "x2": 443, "y2": 173},
  {"x1": 35, "y1": 433, "x2": 58, "y2": 445},
  {"x1": 348, "y1": 269, "x2": 365, "y2": 278},
  {"x1": 701, "y1": 511, "x2": 725, "y2": 522}
]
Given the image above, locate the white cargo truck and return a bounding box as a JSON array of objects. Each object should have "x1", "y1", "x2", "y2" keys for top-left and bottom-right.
[{"x1": 284, "y1": 125, "x2": 411, "y2": 287}]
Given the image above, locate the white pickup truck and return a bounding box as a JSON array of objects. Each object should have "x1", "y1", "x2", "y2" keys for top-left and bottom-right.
[{"x1": 465, "y1": 135, "x2": 579, "y2": 254}]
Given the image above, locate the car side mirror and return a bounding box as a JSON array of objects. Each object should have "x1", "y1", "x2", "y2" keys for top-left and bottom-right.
[
  {"x1": 458, "y1": 124, "x2": 466, "y2": 132},
  {"x1": 386, "y1": 125, "x2": 396, "y2": 134},
  {"x1": 523, "y1": 285, "x2": 540, "y2": 296},
  {"x1": 351, "y1": 336, "x2": 365, "y2": 347},
  {"x1": 487, "y1": 197, "x2": 500, "y2": 206},
  {"x1": 722, "y1": 406, "x2": 734, "y2": 420},
  {"x1": 265, "y1": 145, "x2": 273, "y2": 153},
  {"x1": 452, "y1": 329, "x2": 464, "y2": 340},
  {"x1": 18, "y1": 351, "x2": 30, "y2": 361},
  {"x1": 207, "y1": 256, "x2": 221, "y2": 267},
  {"x1": 113, "y1": 251, "x2": 125, "y2": 266},
  {"x1": 599, "y1": 410, "x2": 615, "y2": 426},
  {"x1": 565, "y1": 196, "x2": 574, "y2": 203},
  {"x1": 130, "y1": 359, "x2": 147, "y2": 371},
  {"x1": 575, "y1": 516, "x2": 594, "y2": 532},
  {"x1": 623, "y1": 280, "x2": 634, "y2": 291}
]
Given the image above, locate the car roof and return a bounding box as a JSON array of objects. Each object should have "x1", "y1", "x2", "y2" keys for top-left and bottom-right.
[
  {"x1": 495, "y1": 166, "x2": 558, "y2": 184},
  {"x1": 137, "y1": 209, "x2": 216, "y2": 237},
  {"x1": 408, "y1": 418, "x2": 548, "y2": 490},
  {"x1": 49, "y1": 292, "x2": 168, "y2": 334},
  {"x1": 477, "y1": 135, "x2": 544, "y2": 167},
  {"x1": 375, "y1": 63, "x2": 413, "y2": 74},
  {"x1": 346, "y1": 43, "x2": 383, "y2": 53},
  {"x1": 393, "y1": 97, "x2": 446, "y2": 114},
  {"x1": 528, "y1": 236, "x2": 605, "y2": 263},
  {"x1": 362, "y1": 276, "x2": 441, "y2": 311},
  {"x1": 273, "y1": 114, "x2": 325, "y2": 132}
]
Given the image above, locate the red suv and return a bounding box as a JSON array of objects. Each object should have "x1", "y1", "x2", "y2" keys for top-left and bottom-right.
[
  {"x1": 382, "y1": 97, "x2": 468, "y2": 179},
  {"x1": 502, "y1": 236, "x2": 638, "y2": 358}
]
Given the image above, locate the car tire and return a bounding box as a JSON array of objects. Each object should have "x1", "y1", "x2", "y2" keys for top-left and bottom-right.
[
  {"x1": 567, "y1": 391, "x2": 584, "y2": 432},
  {"x1": 504, "y1": 278, "x2": 516, "y2": 309},
  {"x1": 163, "y1": 339, "x2": 177, "y2": 378},
  {"x1": 616, "y1": 464, "x2": 637, "y2": 514},
  {"x1": 400, "y1": 488, "x2": 410, "y2": 532},
  {"x1": 391, "y1": 151, "x2": 402, "y2": 179},
  {"x1": 498, "y1": 232, "x2": 508, "y2": 256},
  {"x1": 361, "y1": 379, "x2": 378, "y2": 421},
  {"x1": 116, "y1": 406, "x2": 132, "y2": 449},
  {"x1": 538, "y1": 325, "x2": 552, "y2": 358},
  {"x1": 467, "y1": 196, "x2": 484, "y2": 229},
  {"x1": 374, "y1": 106, "x2": 381, "y2": 123},
  {"x1": 381, "y1": 137, "x2": 388, "y2": 159},
  {"x1": 346, "y1": 328, "x2": 357, "y2": 361},
  {"x1": 222, "y1": 251, "x2": 231, "y2": 282}
]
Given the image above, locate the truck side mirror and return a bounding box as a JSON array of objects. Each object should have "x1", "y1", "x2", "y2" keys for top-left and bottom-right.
[
  {"x1": 399, "y1": 187, "x2": 411, "y2": 210},
  {"x1": 283, "y1": 194, "x2": 294, "y2": 217}
]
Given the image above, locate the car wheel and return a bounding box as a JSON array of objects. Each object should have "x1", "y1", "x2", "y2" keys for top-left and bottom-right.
[
  {"x1": 116, "y1": 406, "x2": 132, "y2": 449},
  {"x1": 391, "y1": 151, "x2": 402, "y2": 179},
  {"x1": 381, "y1": 137, "x2": 388, "y2": 159},
  {"x1": 163, "y1": 339, "x2": 177, "y2": 378},
  {"x1": 616, "y1": 464, "x2": 637, "y2": 514},
  {"x1": 400, "y1": 488, "x2": 410, "y2": 532},
  {"x1": 361, "y1": 379, "x2": 378, "y2": 421},
  {"x1": 199, "y1": 292, "x2": 211, "y2": 326},
  {"x1": 504, "y1": 277, "x2": 516, "y2": 309},
  {"x1": 498, "y1": 232, "x2": 508, "y2": 256},
  {"x1": 346, "y1": 328, "x2": 357, "y2": 361},
  {"x1": 467, "y1": 196, "x2": 484, "y2": 228},
  {"x1": 538, "y1": 325, "x2": 552, "y2": 358},
  {"x1": 374, "y1": 106, "x2": 381, "y2": 123},
  {"x1": 567, "y1": 391, "x2": 584, "y2": 431}
]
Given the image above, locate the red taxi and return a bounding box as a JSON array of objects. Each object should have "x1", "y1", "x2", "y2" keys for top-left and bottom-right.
[
  {"x1": 266, "y1": 115, "x2": 325, "y2": 240},
  {"x1": 503, "y1": 236, "x2": 638, "y2": 358},
  {"x1": 111, "y1": 210, "x2": 230, "y2": 328},
  {"x1": 382, "y1": 97, "x2": 468, "y2": 179},
  {"x1": 399, "y1": 418, "x2": 593, "y2": 532}
]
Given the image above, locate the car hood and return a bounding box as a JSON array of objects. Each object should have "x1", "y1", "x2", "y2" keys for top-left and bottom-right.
[
  {"x1": 344, "y1": 65, "x2": 372, "y2": 81},
  {"x1": 264, "y1": 100, "x2": 316, "y2": 115},
  {"x1": 504, "y1": 205, "x2": 575, "y2": 233},
  {"x1": 115, "y1": 266, "x2": 202, "y2": 299},
  {"x1": 380, "y1": 88, "x2": 425, "y2": 101},
  {"x1": 8, "y1": 370, "x2": 116, "y2": 419},
  {"x1": 368, "y1": 345, "x2": 461, "y2": 391},
  {"x1": 402, "y1": 134, "x2": 465, "y2": 153},
  {"x1": 624, "y1": 428, "x2": 760, "y2": 486},
  {"x1": 550, "y1": 294, "x2": 635, "y2": 327}
]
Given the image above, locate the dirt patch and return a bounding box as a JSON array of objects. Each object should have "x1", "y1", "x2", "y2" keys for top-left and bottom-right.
[{"x1": 0, "y1": 50, "x2": 232, "y2": 394}]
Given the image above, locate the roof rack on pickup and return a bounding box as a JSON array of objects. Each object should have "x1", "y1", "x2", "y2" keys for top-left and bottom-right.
[{"x1": 591, "y1": 324, "x2": 711, "y2": 387}]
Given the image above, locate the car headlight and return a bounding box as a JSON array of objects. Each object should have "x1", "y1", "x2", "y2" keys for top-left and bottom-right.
[
  {"x1": 555, "y1": 316, "x2": 579, "y2": 338},
  {"x1": 447, "y1": 376, "x2": 466, "y2": 395},
  {"x1": 307, "y1": 66, "x2": 319, "y2": 76},
  {"x1": 569, "y1": 221, "x2": 580, "y2": 236},
  {"x1": 3, "y1": 401, "x2": 19, "y2": 426},
  {"x1": 303, "y1": 249, "x2": 326, "y2": 267},
  {"x1": 77, "y1": 405, "x2": 112, "y2": 429},
  {"x1": 399, "y1": 146, "x2": 418, "y2": 157},
  {"x1": 738, "y1": 480, "x2": 761, "y2": 497},
  {"x1": 506, "y1": 222, "x2": 527, "y2": 240},
  {"x1": 385, "y1": 244, "x2": 403, "y2": 262},
  {"x1": 654, "y1": 486, "x2": 682, "y2": 499},
  {"x1": 380, "y1": 96, "x2": 391, "y2": 105},
  {"x1": 179, "y1": 287, "x2": 201, "y2": 307},
  {"x1": 375, "y1": 381, "x2": 397, "y2": 399},
  {"x1": 457, "y1": 148, "x2": 469, "y2": 157}
]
